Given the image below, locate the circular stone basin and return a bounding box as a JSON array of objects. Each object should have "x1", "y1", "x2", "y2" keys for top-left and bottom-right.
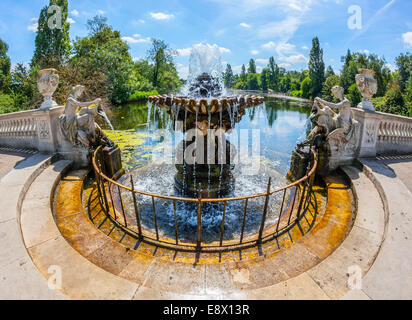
[
  {"x1": 114, "y1": 161, "x2": 290, "y2": 243},
  {"x1": 148, "y1": 95, "x2": 265, "y2": 115}
]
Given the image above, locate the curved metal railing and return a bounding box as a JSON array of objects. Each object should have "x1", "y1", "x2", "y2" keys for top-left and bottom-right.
[{"x1": 92, "y1": 147, "x2": 318, "y2": 253}]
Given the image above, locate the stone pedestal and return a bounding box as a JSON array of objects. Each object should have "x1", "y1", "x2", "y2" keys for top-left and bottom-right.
[
  {"x1": 352, "y1": 108, "x2": 380, "y2": 158},
  {"x1": 33, "y1": 106, "x2": 64, "y2": 153}
]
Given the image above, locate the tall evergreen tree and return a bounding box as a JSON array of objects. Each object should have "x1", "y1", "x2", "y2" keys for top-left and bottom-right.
[
  {"x1": 268, "y1": 57, "x2": 280, "y2": 91},
  {"x1": 261, "y1": 68, "x2": 269, "y2": 92},
  {"x1": 241, "y1": 64, "x2": 246, "y2": 82},
  {"x1": 308, "y1": 37, "x2": 325, "y2": 98},
  {"x1": 325, "y1": 65, "x2": 335, "y2": 78},
  {"x1": 223, "y1": 63, "x2": 234, "y2": 88},
  {"x1": 32, "y1": 0, "x2": 71, "y2": 68},
  {"x1": 248, "y1": 59, "x2": 256, "y2": 74},
  {"x1": 0, "y1": 38, "x2": 11, "y2": 91}
]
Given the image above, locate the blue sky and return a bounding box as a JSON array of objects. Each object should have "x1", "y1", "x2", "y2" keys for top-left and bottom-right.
[{"x1": 0, "y1": 0, "x2": 411, "y2": 78}]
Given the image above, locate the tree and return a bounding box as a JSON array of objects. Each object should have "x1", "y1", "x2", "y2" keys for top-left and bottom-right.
[
  {"x1": 72, "y1": 25, "x2": 135, "y2": 103},
  {"x1": 248, "y1": 59, "x2": 256, "y2": 74},
  {"x1": 32, "y1": 0, "x2": 71, "y2": 68},
  {"x1": 325, "y1": 65, "x2": 335, "y2": 78},
  {"x1": 223, "y1": 64, "x2": 234, "y2": 88},
  {"x1": 347, "y1": 83, "x2": 362, "y2": 107},
  {"x1": 268, "y1": 57, "x2": 280, "y2": 91},
  {"x1": 0, "y1": 38, "x2": 11, "y2": 92},
  {"x1": 340, "y1": 50, "x2": 356, "y2": 92},
  {"x1": 395, "y1": 53, "x2": 412, "y2": 91},
  {"x1": 308, "y1": 37, "x2": 325, "y2": 98},
  {"x1": 86, "y1": 15, "x2": 110, "y2": 35},
  {"x1": 246, "y1": 73, "x2": 259, "y2": 90},
  {"x1": 261, "y1": 68, "x2": 269, "y2": 92},
  {"x1": 301, "y1": 77, "x2": 312, "y2": 99},
  {"x1": 241, "y1": 64, "x2": 246, "y2": 82},
  {"x1": 380, "y1": 83, "x2": 408, "y2": 116},
  {"x1": 147, "y1": 39, "x2": 176, "y2": 89},
  {"x1": 322, "y1": 75, "x2": 340, "y2": 101}
]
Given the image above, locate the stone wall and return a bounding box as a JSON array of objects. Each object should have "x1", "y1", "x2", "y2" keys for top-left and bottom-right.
[
  {"x1": 0, "y1": 106, "x2": 64, "y2": 153},
  {"x1": 353, "y1": 108, "x2": 412, "y2": 157}
]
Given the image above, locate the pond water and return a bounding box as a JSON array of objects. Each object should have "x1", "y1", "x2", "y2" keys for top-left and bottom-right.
[
  {"x1": 101, "y1": 96, "x2": 312, "y2": 175},
  {"x1": 99, "y1": 96, "x2": 313, "y2": 242}
]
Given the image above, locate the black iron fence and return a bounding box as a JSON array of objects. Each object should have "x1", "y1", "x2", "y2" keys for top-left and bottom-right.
[{"x1": 92, "y1": 147, "x2": 318, "y2": 253}]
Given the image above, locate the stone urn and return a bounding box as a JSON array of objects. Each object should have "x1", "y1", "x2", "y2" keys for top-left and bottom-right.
[
  {"x1": 355, "y1": 68, "x2": 377, "y2": 111},
  {"x1": 37, "y1": 68, "x2": 59, "y2": 110}
]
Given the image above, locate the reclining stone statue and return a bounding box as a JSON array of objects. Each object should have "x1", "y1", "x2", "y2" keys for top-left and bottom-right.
[
  {"x1": 59, "y1": 85, "x2": 114, "y2": 150},
  {"x1": 294, "y1": 86, "x2": 360, "y2": 175}
]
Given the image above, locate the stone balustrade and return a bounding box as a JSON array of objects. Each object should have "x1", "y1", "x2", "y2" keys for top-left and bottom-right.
[
  {"x1": 352, "y1": 108, "x2": 412, "y2": 157},
  {"x1": 0, "y1": 107, "x2": 64, "y2": 153}
]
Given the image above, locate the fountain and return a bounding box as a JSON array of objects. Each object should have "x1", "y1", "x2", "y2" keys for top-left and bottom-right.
[{"x1": 149, "y1": 43, "x2": 264, "y2": 198}]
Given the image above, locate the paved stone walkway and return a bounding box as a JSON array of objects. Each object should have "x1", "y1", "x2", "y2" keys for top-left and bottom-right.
[{"x1": 0, "y1": 149, "x2": 411, "y2": 300}]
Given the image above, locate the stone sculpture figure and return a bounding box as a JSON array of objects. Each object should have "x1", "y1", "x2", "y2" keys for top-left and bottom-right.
[
  {"x1": 59, "y1": 85, "x2": 113, "y2": 150},
  {"x1": 299, "y1": 86, "x2": 360, "y2": 172}
]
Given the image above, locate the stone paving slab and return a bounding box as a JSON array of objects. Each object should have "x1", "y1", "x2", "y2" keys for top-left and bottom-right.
[
  {"x1": 358, "y1": 158, "x2": 412, "y2": 300},
  {"x1": 0, "y1": 152, "x2": 66, "y2": 300}
]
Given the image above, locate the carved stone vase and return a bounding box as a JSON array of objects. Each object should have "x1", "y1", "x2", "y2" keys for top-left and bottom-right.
[
  {"x1": 37, "y1": 68, "x2": 59, "y2": 111},
  {"x1": 356, "y1": 68, "x2": 377, "y2": 112}
]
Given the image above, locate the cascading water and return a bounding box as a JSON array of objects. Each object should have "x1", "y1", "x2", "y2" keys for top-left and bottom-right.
[
  {"x1": 99, "y1": 110, "x2": 121, "y2": 147},
  {"x1": 117, "y1": 43, "x2": 278, "y2": 242}
]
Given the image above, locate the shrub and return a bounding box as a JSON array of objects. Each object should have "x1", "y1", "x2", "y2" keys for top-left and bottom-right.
[
  {"x1": 128, "y1": 90, "x2": 158, "y2": 102},
  {"x1": 0, "y1": 93, "x2": 16, "y2": 114},
  {"x1": 347, "y1": 83, "x2": 362, "y2": 107}
]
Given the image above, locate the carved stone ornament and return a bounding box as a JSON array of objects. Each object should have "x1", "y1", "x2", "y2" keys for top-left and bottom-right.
[
  {"x1": 37, "y1": 68, "x2": 59, "y2": 111},
  {"x1": 356, "y1": 68, "x2": 378, "y2": 112}
]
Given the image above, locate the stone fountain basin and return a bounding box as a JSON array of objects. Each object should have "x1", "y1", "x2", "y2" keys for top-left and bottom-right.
[{"x1": 148, "y1": 95, "x2": 265, "y2": 115}]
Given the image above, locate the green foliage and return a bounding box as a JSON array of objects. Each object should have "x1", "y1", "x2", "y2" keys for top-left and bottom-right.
[
  {"x1": 301, "y1": 77, "x2": 312, "y2": 99},
  {"x1": 261, "y1": 68, "x2": 269, "y2": 92},
  {"x1": 86, "y1": 15, "x2": 110, "y2": 35},
  {"x1": 347, "y1": 83, "x2": 362, "y2": 107},
  {"x1": 308, "y1": 37, "x2": 325, "y2": 98},
  {"x1": 325, "y1": 65, "x2": 335, "y2": 78},
  {"x1": 241, "y1": 64, "x2": 246, "y2": 82},
  {"x1": 248, "y1": 59, "x2": 256, "y2": 74},
  {"x1": 322, "y1": 75, "x2": 340, "y2": 101},
  {"x1": 380, "y1": 83, "x2": 408, "y2": 116},
  {"x1": 290, "y1": 90, "x2": 303, "y2": 98},
  {"x1": 0, "y1": 38, "x2": 11, "y2": 92},
  {"x1": 128, "y1": 90, "x2": 158, "y2": 102},
  {"x1": 32, "y1": 0, "x2": 71, "y2": 68},
  {"x1": 147, "y1": 39, "x2": 181, "y2": 93},
  {"x1": 246, "y1": 73, "x2": 259, "y2": 90},
  {"x1": 0, "y1": 93, "x2": 17, "y2": 114},
  {"x1": 223, "y1": 64, "x2": 234, "y2": 88},
  {"x1": 72, "y1": 26, "x2": 135, "y2": 104},
  {"x1": 395, "y1": 53, "x2": 412, "y2": 91}
]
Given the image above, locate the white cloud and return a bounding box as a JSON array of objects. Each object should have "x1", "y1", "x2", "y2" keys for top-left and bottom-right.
[
  {"x1": 251, "y1": 50, "x2": 259, "y2": 55},
  {"x1": 27, "y1": 23, "x2": 38, "y2": 32},
  {"x1": 122, "y1": 34, "x2": 151, "y2": 44},
  {"x1": 261, "y1": 41, "x2": 276, "y2": 50},
  {"x1": 219, "y1": 47, "x2": 231, "y2": 54},
  {"x1": 363, "y1": 49, "x2": 370, "y2": 55},
  {"x1": 279, "y1": 54, "x2": 308, "y2": 64},
  {"x1": 138, "y1": 19, "x2": 145, "y2": 23},
  {"x1": 97, "y1": 10, "x2": 105, "y2": 15},
  {"x1": 67, "y1": 18, "x2": 76, "y2": 24},
  {"x1": 150, "y1": 12, "x2": 175, "y2": 20},
  {"x1": 176, "y1": 48, "x2": 192, "y2": 56},
  {"x1": 279, "y1": 63, "x2": 291, "y2": 68},
  {"x1": 240, "y1": 22, "x2": 251, "y2": 28},
  {"x1": 402, "y1": 32, "x2": 412, "y2": 48},
  {"x1": 258, "y1": 16, "x2": 300, "y2": 40},
  {"x1": 301, "y1": 45, "x2": 309, "y2": 50},
  {"x1": 71, "y1": 9, "x2": 79, "y2": 17},
  {"x1": 256, "y1": 58, "x2": 269, "y2": 65}
]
